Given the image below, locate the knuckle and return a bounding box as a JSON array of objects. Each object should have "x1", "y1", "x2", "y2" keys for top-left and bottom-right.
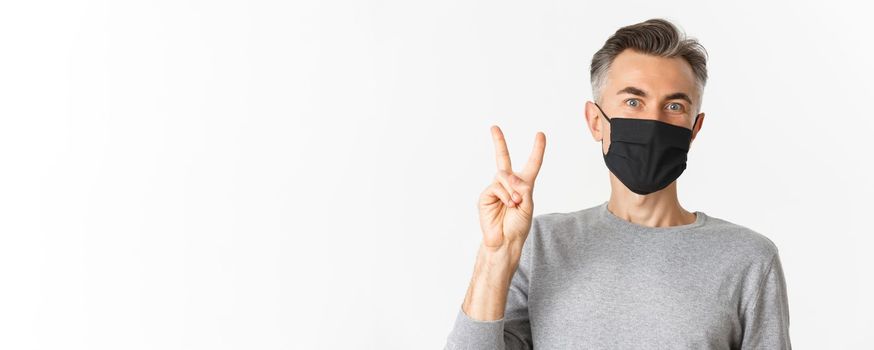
[{"x1": 495, "y1": 185, "x2": 510, "y2": 196}]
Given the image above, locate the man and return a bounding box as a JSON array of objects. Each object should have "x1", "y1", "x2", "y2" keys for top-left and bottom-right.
[{"x1": 444, "y1": 18, "x2": 791, "y2": 349}]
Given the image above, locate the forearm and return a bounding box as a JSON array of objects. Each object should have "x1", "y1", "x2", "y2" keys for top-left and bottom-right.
[{"x1": 461, "y1": 242, "x2": 524, "y2": 321}]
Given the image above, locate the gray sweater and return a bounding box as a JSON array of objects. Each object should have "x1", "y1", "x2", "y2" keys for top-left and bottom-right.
[{"x1": 445, "y1": 201, "x2": 790, "y2": 349}]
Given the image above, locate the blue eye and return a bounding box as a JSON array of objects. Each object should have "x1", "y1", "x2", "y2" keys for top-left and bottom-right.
[
  {"x1": 625, "y1": 99, "x2": 640, "y2": 107},
  {"x1": 667, "y1": 102, "x2": 684, "y2": 111}
]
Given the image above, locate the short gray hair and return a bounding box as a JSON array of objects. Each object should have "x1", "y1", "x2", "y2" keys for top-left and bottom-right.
[{"x1": 590, "y1": 18, "x2": 708, "y2": 106}]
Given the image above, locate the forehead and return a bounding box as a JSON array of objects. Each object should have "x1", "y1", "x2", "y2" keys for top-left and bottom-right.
[{"x1": 606, "y1": 49, "x2": 699, "y2": 100}]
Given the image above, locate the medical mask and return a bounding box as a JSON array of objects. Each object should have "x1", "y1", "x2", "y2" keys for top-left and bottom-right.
[{"x1": 594, "y1": 102, "x2": 700, "y2": 195}]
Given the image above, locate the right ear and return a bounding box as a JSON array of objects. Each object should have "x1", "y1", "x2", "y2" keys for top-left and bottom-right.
[{"x1": 585, "y1": 101, "x2": 605, "y2": 142}]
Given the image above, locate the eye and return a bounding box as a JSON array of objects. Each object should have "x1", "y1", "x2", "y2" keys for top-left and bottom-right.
[
  {"x1": 666, "y1": 102, "x2": 685, "y2": 112},
  {"x1": 624, "y1": 98, "x2": 641, "y2": 107}
]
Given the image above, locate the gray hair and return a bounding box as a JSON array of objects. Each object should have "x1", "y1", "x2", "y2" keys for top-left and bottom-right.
[{"x1": 590, "y1": 18, "x2": 709, "y2": 108}]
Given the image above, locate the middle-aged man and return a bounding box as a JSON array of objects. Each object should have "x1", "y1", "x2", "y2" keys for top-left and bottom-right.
[{"x1": 444, "y1": 18, "x2": 791, "y2": 349}]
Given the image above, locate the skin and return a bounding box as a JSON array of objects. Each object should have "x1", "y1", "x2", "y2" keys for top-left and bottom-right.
[{"x1": 461, "y1": 48, "x2": 705, "y2": 321}]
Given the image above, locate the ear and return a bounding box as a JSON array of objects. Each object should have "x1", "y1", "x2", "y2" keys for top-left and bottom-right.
[
  {"x1": 584, "y1": 101, "x2": 605, "y2": 141},
  {"x1": 691, "y1": 112, "x2": 704, "y2": 143}
]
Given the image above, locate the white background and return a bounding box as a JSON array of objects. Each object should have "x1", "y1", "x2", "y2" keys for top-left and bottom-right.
[{"x1": 1, "y1": 0, "x2": 872, "y2": 349}]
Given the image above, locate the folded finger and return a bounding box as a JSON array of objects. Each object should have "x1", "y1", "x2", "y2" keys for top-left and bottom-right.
[
  {"x1": 494, "y1": 170, "x2": 525, "y2": 204},
  {"x1": 487, "y1": 182, "x2": 514, "y2": 207}
]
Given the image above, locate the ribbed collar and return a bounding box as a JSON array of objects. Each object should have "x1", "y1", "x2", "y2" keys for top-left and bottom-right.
[{"x1": 597, "y1": 200, "x2": 707, "y2": 235}]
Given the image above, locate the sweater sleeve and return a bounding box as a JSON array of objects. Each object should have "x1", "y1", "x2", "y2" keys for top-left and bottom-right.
[
  {"x1": 740, "y1": 251, "x2": 792, "y2": 349},
  {"x1": 444, "y1": 228, "x2": 535, "y2": 350}
]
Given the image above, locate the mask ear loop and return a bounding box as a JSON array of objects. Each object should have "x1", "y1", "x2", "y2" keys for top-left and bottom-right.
[
  {"x1": 593, "y1": 102, "x2": 611, "y2": 123},
  {"x1": 594, "y1": 102, "x2": 612, "y2": 157}
]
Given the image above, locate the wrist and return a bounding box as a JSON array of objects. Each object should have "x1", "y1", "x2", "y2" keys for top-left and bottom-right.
[{"x1": 475, "y1": 242, "x2": 522, "y2": 281}]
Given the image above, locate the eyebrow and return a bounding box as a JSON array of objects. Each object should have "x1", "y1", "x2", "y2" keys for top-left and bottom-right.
[{"x1": 616, "y1": 86, "x2": 693, "y2": 105}]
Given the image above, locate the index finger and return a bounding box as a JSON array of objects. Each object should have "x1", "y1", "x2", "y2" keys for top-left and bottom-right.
[
  {"x1": 520, "y1": 131, "x2": 546, "y2": 182},
  {"x1": 491, "y1": 125, "x2": 512, "y2": 172}
]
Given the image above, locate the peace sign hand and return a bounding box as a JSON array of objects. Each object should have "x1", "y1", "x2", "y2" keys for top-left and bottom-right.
[{"x1": 478, "y1": 125, "x2": 546, "y2": 251}]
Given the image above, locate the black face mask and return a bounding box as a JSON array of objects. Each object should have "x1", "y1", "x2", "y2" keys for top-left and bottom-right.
[{"x1": 594, "y1": 102, "x2": 700, "y2": 195}]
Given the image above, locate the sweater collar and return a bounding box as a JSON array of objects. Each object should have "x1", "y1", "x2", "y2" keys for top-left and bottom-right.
[{"x1": 597, "y1": 201, "x2": 707, "y2": 235}]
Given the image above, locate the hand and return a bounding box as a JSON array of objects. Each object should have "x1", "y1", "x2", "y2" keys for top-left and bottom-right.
[{"x1": 478, "y1": 125, "x2": 546, "y2": 250}]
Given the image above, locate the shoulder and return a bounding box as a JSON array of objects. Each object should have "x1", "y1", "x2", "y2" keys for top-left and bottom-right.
[
  {"x1": 530, "y1": 203, "x2": 601, "y2": 233},
  {"x1": 524, "y1": 203, "x2": 603, "y2": 247},
  {"x1": 700, "y1": 213, "x2": 780, "y2": 262}
]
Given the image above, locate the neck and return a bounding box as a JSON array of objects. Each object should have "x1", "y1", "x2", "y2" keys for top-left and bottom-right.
[{"x1": 606, "y1": 174, "x2": 696, "y2": 228}]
